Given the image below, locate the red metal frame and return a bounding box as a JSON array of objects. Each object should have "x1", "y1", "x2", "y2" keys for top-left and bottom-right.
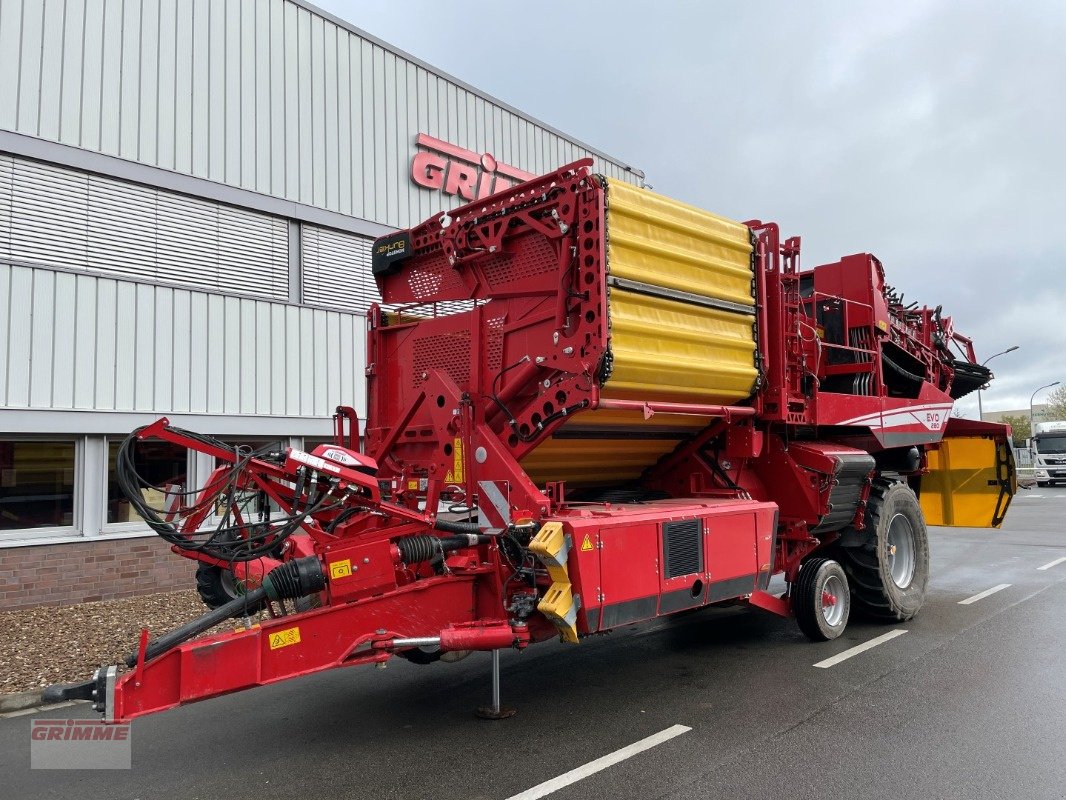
[{"x1": 82, "y1": 160, "x2": 1014, "y2": 723}]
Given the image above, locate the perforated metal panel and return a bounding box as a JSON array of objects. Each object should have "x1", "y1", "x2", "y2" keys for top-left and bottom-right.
[
  {"x1": 404, "y1": 253, "x2": 467, "y2": 301},
  {"x1": 412, "y1": 331, "x2": 470, "y2": 389},
  {"x1": 485, "y1": 315, "x2": 505, "y2": 375},
  {"x1": 477, "y1": 236, "x2": 558, "y2": 287}
]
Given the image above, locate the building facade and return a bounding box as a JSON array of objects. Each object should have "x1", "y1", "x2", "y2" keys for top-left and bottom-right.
[
  {"x1": 980, "y1": 404, "x2": 1049, "y2": 425},
  {"x1": 0, "y1": 0, "x2": 643, "y2": 609}
]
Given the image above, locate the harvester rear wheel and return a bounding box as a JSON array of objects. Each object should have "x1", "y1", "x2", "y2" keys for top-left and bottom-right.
[
  {"x1": 793, "y1": 558, "x2": 850, "y2": 641},
  {"x1": 397, "y1": 646, "x2": 443, "y2": 665},
  {"x1": 195, "y1": 563, "x2": 266, "y2": 617},
  {"x1": 396, "y1": 646, "x2": 472, "y2": 665},
  {"x1": 838, "y1": 478, "x2": 929, "y2": 622}
]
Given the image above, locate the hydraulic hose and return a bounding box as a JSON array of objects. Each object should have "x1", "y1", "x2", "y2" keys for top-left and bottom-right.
[
  {"x1": 432, "y1": 518, "x2": 481, "y2": 535},
  {"x1": 124, "y1": 556, "x2": 326, "y2": 667},
  {"x1": 45, "y1": 557, "x2": 324, "y2": 703},
  {"x1": 126, "y1": 586, "x2": 269, "y2": 667}
]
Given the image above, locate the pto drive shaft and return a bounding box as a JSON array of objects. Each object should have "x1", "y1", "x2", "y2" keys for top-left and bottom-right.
[{"x1": 42, "y1": 557, "x2": 326, "y2": 706}]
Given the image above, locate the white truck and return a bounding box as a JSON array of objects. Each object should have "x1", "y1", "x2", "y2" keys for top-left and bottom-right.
[{"x1": 1032, "y1": 420, "x2": 1066, "y2": 486}]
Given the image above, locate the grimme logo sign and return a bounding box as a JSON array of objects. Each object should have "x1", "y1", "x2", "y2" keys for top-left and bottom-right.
[
  {"x1": 410, "y1": 133, "x2": 534, "y2": 201},
  {"x1": 30, "y1": 719, "x2": 132, "y2": 769}
]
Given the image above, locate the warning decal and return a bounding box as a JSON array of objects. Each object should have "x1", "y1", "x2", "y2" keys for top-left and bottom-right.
[
  {"x1": 445, "y1": 437, "x2": 464, "y2": 484},
  {"x1": 452, "y1": 437, "x2": 464, "y2": 483},
  {"x1": 580, "y1": 534, "x2": 594, "y2": 552},
  {"x1": 268, "y1": 626, "x2": 301, "y2": 650},
  {"x1": 329, "y1": 559, "x2": 352, "y2": 580}
]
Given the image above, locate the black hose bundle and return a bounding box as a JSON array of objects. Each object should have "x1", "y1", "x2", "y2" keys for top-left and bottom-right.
[
  {"x1": 432, "y1": 517, "x2": 481, "y2": 535},
  {"x1": 123, "y1": 556, "x2": 327, "y2": 666},
  {"x1": 116, "y1": 427, "x2": 339, "y2": 562}
]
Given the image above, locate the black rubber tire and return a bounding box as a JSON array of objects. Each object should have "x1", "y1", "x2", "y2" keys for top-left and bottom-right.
[
  {"x1": 397, "y1": 646, "x2": 443, "y2": 665},
  {"x1": 793, "y1": 558, "x2": 850, "y2": 641},
  {"x1": 838, "y1": 478, "x2": 930, "y2": 622},
  {"x1": 396, "y1": 646, "x2": 472, "y2": 665},
  {"x1": 195, "y1": 563, "x2": 266, "y2": 617}
]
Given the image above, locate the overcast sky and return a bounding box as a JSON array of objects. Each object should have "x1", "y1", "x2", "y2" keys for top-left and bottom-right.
[{"x1": 318, "y1": 0, "x2": 1065, "y2": 416}]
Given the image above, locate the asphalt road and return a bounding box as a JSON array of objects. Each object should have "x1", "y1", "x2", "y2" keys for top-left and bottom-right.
[{"x1": 3, "y1": 486, "x2": 1065, "y2": 799}]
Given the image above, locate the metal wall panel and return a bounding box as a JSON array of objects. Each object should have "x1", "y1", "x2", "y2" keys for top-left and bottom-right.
[
  {"x1": 0, "y1": 0, "x2": 643, "y2": 232},
  {"x1": 3, "y1": 155, "x2": 289, "y2": 300},
  {"x1": 9, "y1": 157, "x2": 90, "y2": 269},
  {"x1": 0, "y1": 261, "x2": 364, "y2": 416},
  {"x1": 0, "y1": 154, "x2": 11, "y2": 260},
  {"x1": 301, "y1": 224, "x2": 377, "y2": 313}
]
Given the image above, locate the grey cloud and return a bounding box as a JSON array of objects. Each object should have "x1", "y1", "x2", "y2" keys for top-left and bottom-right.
[{"x1": 320, "y1": 0, "x2": 1065, "y2": 413}]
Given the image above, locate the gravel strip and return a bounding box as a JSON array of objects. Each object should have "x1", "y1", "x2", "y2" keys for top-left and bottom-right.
[{"x1": 0, "y1": 590, "x2": 263, "y2": 694}]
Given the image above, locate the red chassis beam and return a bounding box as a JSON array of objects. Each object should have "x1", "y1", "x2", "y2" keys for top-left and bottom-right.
[{"x1": 102, "y1": 576, "x2": 530, "y2": 722}]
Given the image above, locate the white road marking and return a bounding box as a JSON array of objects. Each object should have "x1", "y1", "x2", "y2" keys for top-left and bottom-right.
[
  {"x1": 958, "y1": 583, "x2": 1012, "y2": 605},
  {"x1": 1037, "y1": 557, "x2": 1066, "y2": 571},
  {"x1": 504, "y1": 724, "x2": 691, "y2": 800},
  {"x1": 1023, "y1": 494, "x2": 1044, "y2": 498},
  {"x1": 813, "y1": 629, "x2": 908, "y2": 668}
]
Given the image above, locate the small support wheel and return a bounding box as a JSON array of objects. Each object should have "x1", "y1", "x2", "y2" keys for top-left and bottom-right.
[
  {"x1": 793, "y1": 558, "x2": 850, "y2": 641},
  {"x1": 195, "y1": 563, "x2": 266, "y2": 618}
]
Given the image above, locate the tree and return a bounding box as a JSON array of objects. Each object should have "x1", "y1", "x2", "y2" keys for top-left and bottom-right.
[
  {"x1": 1000, "y1": 414, "x2": 1031, "y2": 447},
  {"x1": 1045, "y1": 384, "x2": 1066, "y2": 422}
]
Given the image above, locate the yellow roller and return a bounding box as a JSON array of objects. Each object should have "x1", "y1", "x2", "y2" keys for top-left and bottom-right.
[{"x1": 521, "y1": 179, "x2": 758, "y2": 485}]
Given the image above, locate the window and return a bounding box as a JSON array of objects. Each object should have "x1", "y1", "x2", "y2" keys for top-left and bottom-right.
[
  {"x1": 0, "y1": 441, "x2": 76, "y2": 531},
  {"x1": 214, "y1": 440, "x2": 288, "y2": 518},
  {"x1": 106, "y1": 440, "x2": 189, "y2": 524},
  {"x1": 213, "y1": 440, "x2": 287, "y2": 467}
]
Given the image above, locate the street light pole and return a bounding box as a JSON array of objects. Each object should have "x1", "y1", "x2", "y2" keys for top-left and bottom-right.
[
  {"x1": 977, "y1": 345, "x2": 1020, "y2": 421},
  {"x1": 1030, "y1": 381, "x2": 1061, "y2": 445}
]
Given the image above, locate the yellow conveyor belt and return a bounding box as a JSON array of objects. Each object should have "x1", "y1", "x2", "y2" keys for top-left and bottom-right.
[{"x1": 521, "y1": 178, "x2": 759, "y2": 486}]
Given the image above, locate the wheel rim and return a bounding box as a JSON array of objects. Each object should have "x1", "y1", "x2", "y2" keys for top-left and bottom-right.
[
  {"x1": 886, "y1": 512, "x2": 916, "y2": 589},
  {"x1": 820, "y1": 574, "x2": 846, "y2": 626},
  {"x1": 221, "y1": 569, "x2": 250, "y2": 601}
]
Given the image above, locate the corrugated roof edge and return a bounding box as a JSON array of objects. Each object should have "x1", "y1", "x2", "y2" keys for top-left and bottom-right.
[{"x1": 292, "y1": 0, "x2": 646, "y2": 181}]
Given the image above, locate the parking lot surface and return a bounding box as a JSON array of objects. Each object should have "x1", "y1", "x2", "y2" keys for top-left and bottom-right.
[{"x1": 3, "y1": 487, "x2": 1064, "y2": 799}]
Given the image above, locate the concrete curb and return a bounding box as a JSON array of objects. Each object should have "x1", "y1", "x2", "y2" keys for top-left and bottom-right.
[{"x1": 0, "y1": 690, "x2": 45, "y2": 714}]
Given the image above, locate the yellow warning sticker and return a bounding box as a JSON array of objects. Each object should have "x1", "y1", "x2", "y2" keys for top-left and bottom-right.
[
  {"x1": 329, "y1": 559, "x2": 352, "y2": 580},
  {"x1": 407, "y1": 479, "x2": 419, "y2": 490},
  {"x1": 452, "y1": 437, "x2": 464, "y2": 483},
  {"x1": 580, "y1": 534, "x2": 594, "y2": 552},
  {"x1": 268, "y1": 626, "x2": 301, "y2": 650}
]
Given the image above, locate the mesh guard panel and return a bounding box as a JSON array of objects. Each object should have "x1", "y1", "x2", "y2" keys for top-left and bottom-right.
[
  {"x1": 663, "y1": 519, "x2": 703, "y2": 578},
  {"x1": 412, "y1": 331, "x2": 471, "y2": 389}
]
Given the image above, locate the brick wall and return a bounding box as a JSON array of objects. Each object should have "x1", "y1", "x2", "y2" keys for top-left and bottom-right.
[{"x1": 0, "y1": 536, "x2": 196, "y2": 611}]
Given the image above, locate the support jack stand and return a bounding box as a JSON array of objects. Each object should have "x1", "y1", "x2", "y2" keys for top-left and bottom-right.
[{"x1": 476, "y1": 649, "x2": 516, "y2": 719}]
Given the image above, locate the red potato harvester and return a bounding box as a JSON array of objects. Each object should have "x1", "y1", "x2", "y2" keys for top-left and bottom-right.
[{"x1": 47, "y1": 160, "x2": 1015, "y2": 722}]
